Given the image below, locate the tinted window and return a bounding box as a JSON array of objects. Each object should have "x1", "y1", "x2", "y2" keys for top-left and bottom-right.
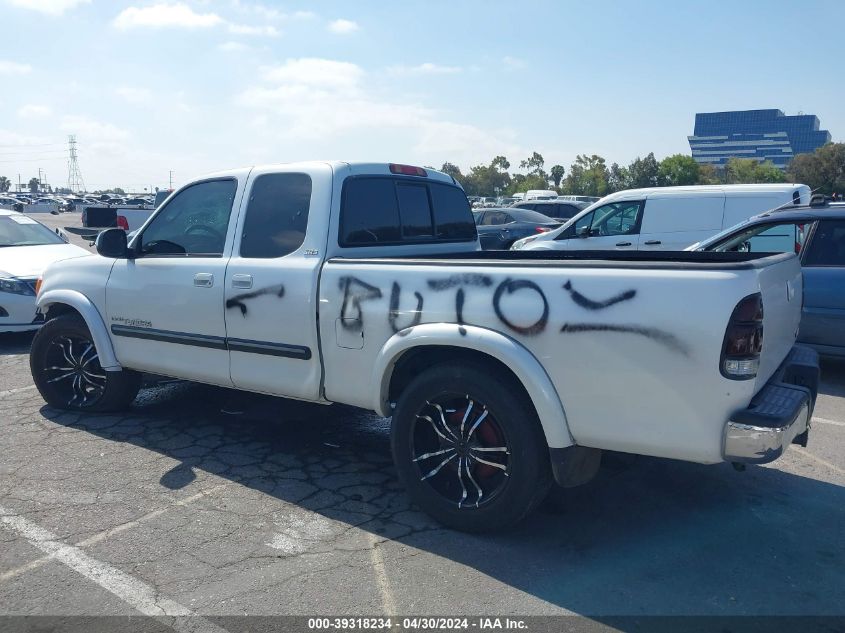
[
  {"x1": 509, "y1": 208, "x2": 556, "y2": 223},
  {"x1": 396, "y1": 183, "x2": 434, "y2": 238},
  {"x1": 430, "y1": 182, "x2": 475, "y2": 239},
  {"x1": 240, "y1": 173, "x2": 312, "y2": 258},
  {"x1": 140, "y1": 179, "x2": 237, "y2": 256},
  {"x1": 804, "y1": 220, "x2": 845, "y2": 266},
  {"x1": 707, "y1": 221, "x2": 807, "y2": 254},
  {"x1": 341, "y1": 179, "x2": 401, "y2": 244},
  {"x1": 341, "y1": 178, "x2": 474, "y2": 246}
]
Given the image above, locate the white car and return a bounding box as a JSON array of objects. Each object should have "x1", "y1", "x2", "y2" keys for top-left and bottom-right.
[{"x1": 0, "y1": 210, "x2": 90, "y2": 332}]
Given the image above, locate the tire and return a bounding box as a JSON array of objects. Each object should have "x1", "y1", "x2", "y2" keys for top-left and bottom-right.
[
  {"x1": 391, "y1": 363, "x2": 552, "y2": 532},
  {"x1": 30, "y1": 314, "x2": 141, "y2": 412}
]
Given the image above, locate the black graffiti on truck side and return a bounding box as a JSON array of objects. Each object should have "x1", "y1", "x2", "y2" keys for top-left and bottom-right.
[
  {"x1": 225, "y1": 284, "x2": 285, "y2": 317},
  {"x1": 492, "y1": 278, "x2": 549, "y2": 336},
  {"x1": 339, "y1": 276, "x2": 383, "y2": 331},
  {"x1": 427, "y1": 274, "x2": 493, "y2": 327},
  {"x1": 388, "y1": 282, "x2": 424, "y2": 334},
  {"x1": 563, "y1": 280, "x2": 636, "y2": 310},
  {"x1": 560, "y1": 323, "x2": 690, "y2": 356}
]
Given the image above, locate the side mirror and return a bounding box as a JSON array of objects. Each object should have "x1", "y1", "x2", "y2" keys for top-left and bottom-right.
[
  {"x1": 577, "y1": 226, "x2": 591, "y2": 238},
  {"x1": 96, "y1": 228, "x2": 129, "y2": 259}
]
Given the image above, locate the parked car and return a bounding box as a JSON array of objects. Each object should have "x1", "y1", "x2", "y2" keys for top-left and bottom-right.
[
  {"x1": 31, "y1": 161, "x2": 817, "y2": 532},
  {"x1": 0, "y1": 196, "x2": 24, "y2": 212},
  {"x1": 692, "y1": 198, "x2": 845, "y2": 358},
  {"x1": 474, "y1": 207, "x2": 560, "y2": 249},
  {"x1": 513, "y1": 184, "x2": 811, "y2": 251},
  {"x1": 0, "y1": 210, "x2": 90, "y2": 332},
  {"x1": 512, "y1": 199, "x2": 588, "y2": 221},
  {"x1": 558, "y1": 195, "x2": 601, "y2": 204}
]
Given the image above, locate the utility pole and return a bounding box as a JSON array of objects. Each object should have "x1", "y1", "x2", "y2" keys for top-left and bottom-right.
[{"x1": 67, "y1": 135, "x2": 86, "y2": 193}]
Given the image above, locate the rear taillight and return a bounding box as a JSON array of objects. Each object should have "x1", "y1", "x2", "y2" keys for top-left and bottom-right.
[
  {"x1": 116, "y1": 215, "x2": 129, "y2": 230},
  {"x1": 535, "y1": 226, "x2": 552, "y2": 233},
  {"x1": 389, "y1": 164, "x2": 427, "y2": 177},
  {"x1": 721, "y1": 293, "x2": 763, "y2": 380}
]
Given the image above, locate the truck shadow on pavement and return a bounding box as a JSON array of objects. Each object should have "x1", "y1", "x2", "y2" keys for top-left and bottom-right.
[
  {"x1": 0, "y1": 332, "x2": 34, "y2": 356},
  {"x1": 38, "y1": 381, "x2": 845, "y2": 616}
]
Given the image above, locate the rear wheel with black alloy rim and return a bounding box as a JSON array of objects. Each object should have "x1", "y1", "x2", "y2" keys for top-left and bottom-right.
[
  {"x1": 391, "y1": 363, "x2": 551, "y2": 532},
  {"x1": 30, "y1": 314, "x2": 141, "y2": 412}
]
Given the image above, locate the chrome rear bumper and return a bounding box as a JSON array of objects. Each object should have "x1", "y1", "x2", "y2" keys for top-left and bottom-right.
[{"x1": 723, "y1": 345, "x2": 819, "y2": 465}]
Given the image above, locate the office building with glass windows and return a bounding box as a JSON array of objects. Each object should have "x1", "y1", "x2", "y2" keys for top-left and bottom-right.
[{"x1": 688, "y1": 109, "x2": 831, "y2": 169}]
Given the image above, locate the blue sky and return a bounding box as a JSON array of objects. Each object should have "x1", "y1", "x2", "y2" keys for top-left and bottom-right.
[{"x1": 0, "y1": 0, "x2": 842, "y2": 192}]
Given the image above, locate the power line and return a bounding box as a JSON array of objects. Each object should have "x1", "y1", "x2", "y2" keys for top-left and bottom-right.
[{"x1": 67, "y1": 135, "x2": 85, "y2": 192}]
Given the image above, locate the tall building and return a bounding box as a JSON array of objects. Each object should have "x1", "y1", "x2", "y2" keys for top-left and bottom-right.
[{"x1": 688, "y1": 109, "x2": 831, "y2": 170}]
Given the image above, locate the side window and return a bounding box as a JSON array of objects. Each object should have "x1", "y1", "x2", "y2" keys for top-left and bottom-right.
[
  {"x1": 473, "y1": 212, "x2": 484, "y2": 226},
  {"x1": 804, "y1": 220, "x2": 845, "y2": 266},
  {"x1": 571, "y1": 211, "x2": 594, "y2": 236},
  {"x1": 139, "y1": 179, "x2": 237, "y2": 256},
  {"x1": 591, "y1": 201, "x2": 643, "y2": 236},
  {"x1": 240, "y1": 173, "x2": 312, "y2": 259}
]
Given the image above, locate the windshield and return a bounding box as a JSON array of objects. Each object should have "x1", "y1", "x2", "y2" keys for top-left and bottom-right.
[
  {"x1": 702, "y1": 220, "x2": 813, "y2": 254},
  {"x1": 0, "y1": 215, "x2": 65, "y2": 247}
]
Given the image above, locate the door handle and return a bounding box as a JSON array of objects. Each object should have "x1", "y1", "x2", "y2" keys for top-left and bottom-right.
[
  {"x1": 193, "y1": 273, "x2": 214, "y2": 287},
  {"x1": 616, "y1": 241, "x2": 632, "y2": 247},
  {"x1": 231, "y1": 274, "x2": 253, "y2": 290},
  {"x1": 644, "y1": 240, "x2": 662, "y2": 245}
]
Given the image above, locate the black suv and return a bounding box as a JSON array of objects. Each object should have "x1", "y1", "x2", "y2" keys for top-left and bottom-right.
[{"x1": 512, "y1": 199, "x2": 588, "y2": 221}]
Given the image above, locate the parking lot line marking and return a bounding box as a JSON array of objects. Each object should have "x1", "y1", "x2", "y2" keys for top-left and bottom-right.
[
  {"x1": 794, "y1": 447, "x2": 845, "y2": 477},
  {"x1": 0, "y1": 505, "x2": 229, "y2": 632},
  {"x1": 813, "y1": 416, "x2": 845, "y2": 427},
  {"x1": 0, "y1": 385, "x2": 36, "y2": 398},
  {"x1": 368, "y1": 533, "x2": 398, "y2": 616},
  {"x1": 0, "y1": 483, "x2": 231, "y2": 583}
]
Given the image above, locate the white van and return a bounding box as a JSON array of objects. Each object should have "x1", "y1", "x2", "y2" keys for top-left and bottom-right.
[
  {"x1": 514, "y1": 184, "x2": 811, "y2": 252},
  {"x1": 523, "y1": 189, "x2": 559, "y2": 201}
]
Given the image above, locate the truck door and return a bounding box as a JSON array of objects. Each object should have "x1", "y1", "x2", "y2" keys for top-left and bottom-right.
[
  {"x1": 105, "y1": 177, "x2": 243, "y2": 385},
  {"x1": 224, "y1": 164, "x2": 331, "y2": 401}
]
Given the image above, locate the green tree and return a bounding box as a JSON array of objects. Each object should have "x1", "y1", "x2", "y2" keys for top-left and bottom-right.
[
  {"x1": 28, "y1": 177, "x2": 39, "y2": 193},
  {"x1": 519, "y1": 152, "x2": 545, "y2": 176},
  {"x1": 0, "y1": 176, "x2": 10, "y2": 192},
  {"x1": 607, "y1": 162, "x2": 630, "y2": 193},
  {"x1": 440, "y1": 162, "x2": 465, "y2": 186},
  {"x1": 627, "y1": 152, "x2": 660, "y2": 188},
  {"x1": 696, "y1": 163, "x2": 720, "y2": 185},
  {"x1": 725, "y1": 158, "x2": 786, "y2": 184},
  {"x1": 562, "y1": 154, "x2": 609, "y2": 197},
  {"x1": 787, "y1": 143, "x2": 845, "y2": 195},
  {"x1": 550, "y1": 164, "x2": 565, "y2": 189},
  {"x1": 491, "y1": 155, "x2": 510, "y2": 172},
  {"x1": 658, "y1": 154, "x2": 700, "y2": 187},
  {"x1": 464, "y1": 157, "x2": 511, "y2": 196}
]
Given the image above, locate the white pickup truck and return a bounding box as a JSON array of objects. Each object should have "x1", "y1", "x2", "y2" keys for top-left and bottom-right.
[{"x1": 30, "y1": 162, "x2": 819, "y2": 531}]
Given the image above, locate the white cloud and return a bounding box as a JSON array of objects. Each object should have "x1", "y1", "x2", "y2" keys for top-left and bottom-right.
[
  {"x1": 0, "y1": 60, "x2": 32, "y2": 75},
  {"x1": 60, "y1": 115, "x2": 131, "y2": 143},
  {"x1": 388, "y1": 63, "x2": 462, "y2": 76},
  {"x1": 17, "y1": 104, "x2": 52, "y2": 118},
  {"x1": 293, "y1": 10, "x2": 316, "y2": 19},
  {"x1": 327, "y1": 19, "x2": 358, "y2": 34},
  {"x1": 259, "y1": 58, "x2": 363, "y2": 89},
  {"x1": 116, "y1": 86, "x2": 153, "y2": 105},
  {"x1": 502, "y1": 56, "x2": 526, "y2": 70},
  {"x1": 218, "y1": 41, "x2": 250, "y2": 53},
  {"x1": 113, "y1": 3, "x2": 224, "y2": 29},
  {"x1": 236, "y1": 57, "x2": 523, "y2": 164},
  {"x1": 228, "y1": 23, "x2": 278, "y2": 36},
  {"x1": 5, "y1": 0, "x2": 89, "y2": 16}
]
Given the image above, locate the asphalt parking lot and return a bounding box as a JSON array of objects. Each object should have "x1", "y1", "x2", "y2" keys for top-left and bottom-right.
[{"x1": 1, "y1": 212, "x2": 845, "y2": 624}]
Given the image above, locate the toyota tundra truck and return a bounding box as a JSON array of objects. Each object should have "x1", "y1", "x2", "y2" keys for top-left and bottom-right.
[{"x1": 30, "y1": 162, "x2": 819, "y2": 531}]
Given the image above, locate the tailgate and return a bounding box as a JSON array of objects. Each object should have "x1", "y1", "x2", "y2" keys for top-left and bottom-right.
[{"x1": 754, "y1": 253, "x2": 803, "y2": 389}]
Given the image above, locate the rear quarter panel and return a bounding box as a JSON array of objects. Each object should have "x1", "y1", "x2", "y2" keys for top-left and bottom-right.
[{"x1": 319, "y1": 260, "x2": 771, "y2": 463}]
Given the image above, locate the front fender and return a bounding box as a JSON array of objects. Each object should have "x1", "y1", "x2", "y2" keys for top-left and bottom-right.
[
  {"x1": 37, "y1": 289, "x2": 121, "y2": 371},
  {"x1": 372, "y1": 323, "x2": 574, "y2": 449}
]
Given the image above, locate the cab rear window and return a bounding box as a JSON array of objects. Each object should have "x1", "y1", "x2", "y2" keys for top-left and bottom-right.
[{"x1": 340, "y1": 177, "x2": 475, "y2": 246}]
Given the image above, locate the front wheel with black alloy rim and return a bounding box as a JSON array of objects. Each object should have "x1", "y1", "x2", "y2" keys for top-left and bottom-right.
[
  {"x1": 391, "y1": 363, "x2": 552, "y2": 532},
  {"x1": 30, "y1": 314, "x2": 141, "y2": 412}
]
